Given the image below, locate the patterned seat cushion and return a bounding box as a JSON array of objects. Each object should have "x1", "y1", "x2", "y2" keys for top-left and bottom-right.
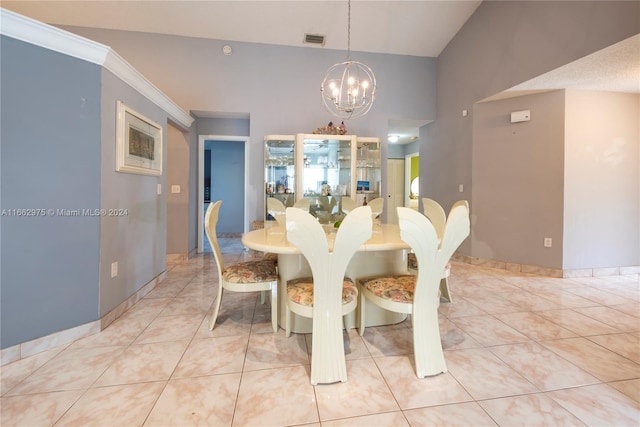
[
  {"x1": 223, "y1": 259, "x2": 277, "y2": 283},
  {"x1": 286, "y1": 277, "x2": 358, "y2": 307},
  {"x1": 360, "y1": 275, "x2": 416, "y2": 304}
]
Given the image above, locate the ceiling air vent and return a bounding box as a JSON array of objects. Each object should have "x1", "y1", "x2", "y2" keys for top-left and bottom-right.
[{"x1": 304, "y1": 34, "x2": 325, "y2": 46}]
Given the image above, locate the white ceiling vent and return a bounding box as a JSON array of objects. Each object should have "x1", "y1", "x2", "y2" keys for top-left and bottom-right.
[{"x1": 304, "y1": 34, "x2": 325, "y2": 46}]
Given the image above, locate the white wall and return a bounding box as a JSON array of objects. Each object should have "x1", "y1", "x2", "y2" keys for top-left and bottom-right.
[{"x1": 564, "y1": 91, "x2": 639, "y2": 269}]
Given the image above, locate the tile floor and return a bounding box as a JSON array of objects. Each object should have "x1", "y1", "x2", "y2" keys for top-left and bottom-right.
[{"x1": 1, "y1": 236, "x2": 639, "y2": 426}]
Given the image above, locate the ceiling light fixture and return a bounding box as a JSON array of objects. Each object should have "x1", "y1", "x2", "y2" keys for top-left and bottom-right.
[
  {"x1": 388, "y1": 135, "x2": 399, "y2": 143},
  {"x1": 320, "y1": 0, "x2": 376, "y2": 120}
]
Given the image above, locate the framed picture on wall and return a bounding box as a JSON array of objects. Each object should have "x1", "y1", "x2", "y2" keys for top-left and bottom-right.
[{"x1": 116, "y1": 100, "x2": 162, "y2": 175}]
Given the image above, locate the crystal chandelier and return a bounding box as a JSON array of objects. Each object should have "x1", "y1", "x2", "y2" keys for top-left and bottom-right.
[{"x1": 321, "y1": 0, "x2": 376, "y2": 120}]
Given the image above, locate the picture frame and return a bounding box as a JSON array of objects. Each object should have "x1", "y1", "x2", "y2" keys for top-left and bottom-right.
[{"x1": 116, "y1": 100, "x2": 162, "y2": 175}]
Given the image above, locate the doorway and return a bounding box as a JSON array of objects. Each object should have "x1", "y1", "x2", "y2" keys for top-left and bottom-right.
[{"x1": 197, "y1": 135, "x2": 250, "y2": 253}]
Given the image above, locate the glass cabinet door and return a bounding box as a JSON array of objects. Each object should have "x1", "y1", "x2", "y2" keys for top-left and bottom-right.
[
  {"x1": 264, "y1": 135, "x2": 295, "y2": 221},
  {"x1": 355, "y1": 137, "x2": 381, "y2": 206},
  {"x1": 296, "y1": 134, "x2": 356, "y2": 223}
]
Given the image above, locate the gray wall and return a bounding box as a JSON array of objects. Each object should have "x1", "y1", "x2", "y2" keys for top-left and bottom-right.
[
  {"x1": 1, "y1": 35, "x2": 173, "y2": 348},
  {"x1": 1, "y1": 37, "x2": 102, "y2": 347},
  {"x1": 167, "y1": 123, "x2": 190, "y2": 254},
  {"x1": 472, "y1": 91, "x2": 566, "y2": 268},
  {"x1": 430, "y1": 0, "x2": 639, "y2": 264},
  {"x1": 99, "y1": 70, "x2": 168, "y2": 316},
  {"x1": 59, "y1": 25, "x2": 438, "y2": 239}
]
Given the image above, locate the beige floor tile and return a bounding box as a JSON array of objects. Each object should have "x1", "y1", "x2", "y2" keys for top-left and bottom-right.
[
  {"x1": 55, "y1": 382, "x2": 165, "y2": 426},
  {"x1": 243, "y1": 331, "x2": 310, "y2": 371},
  {"x1": 375, "y1": 355, "x2": 472, "y2": 410},
  {"x1": 547, "y1": 383, "x2": 640, "y2": 426},
  {"x1": 4, "y1": 239, "x2": 638, "y2": 427},
  {"x1": 316, "y1": 358, "x2": 399, "y2": 421},
  {"x1": 0, "y1": 389, "x2": 84, "y2": 427},
  {"x1": 609, "y1": 379, "x2": 640, "y2": 403},
  {"x1": 6, "y1": 346, "x2": 124, "y2": 395},
  {"x1": 534, "y1": 309, "x2": 621, "y2": 336},
  {"x1": 94, "y1": 340, "x2": 190, "y2": 386},
  {"x1": 1, "y1": 345, "x2": 67, "y2": 395},
  {"x1": 362, "y1": 323, "x2": 414, "y2": 357},
  {"x1": 573, "y1": 306, "x2": 640, "y2": 333},
  {"x1": 478, "y1": 393, "x2": 586, "y2": 426},
  {"x1": 493, "y1": 311, "x2": 578, "y2": 341},
  {"x1": 133, "y1": 313, "x2": 204, "y2": 344},
  {"x1": 445, "y1": 348, "x2": 538, "y2": 400},
  {"x1": 439, "y1": 318, "x2": 482, "y2": 350},
  {"x1": 609, "y1": 302, "x2": 640, "y2": 319},
  {"x1": 234, "y1": 366, "x2": 318, "y2": 426},
  {"x1": 404, "y1": 401, "x2": 498, "y2": 426},
  {"x1": 540, "y1": 337, "x2": 640, "y2": 382},
  {"x1": 172, "y1": 335, "x2": 249, "y2": 378},
  {"x1": 450, "y1": 315, "x2": 530, "y2": 346},
  {"x1": 489, "y1": 341, "x2": 600, "y2": 391},
  {"x1": 144, "y1": 374, "x2": 241, "y2": 427},
  {"x1": 586, "y1": 332, "x2": 640, "y2": 364},
  {"x1": 321, "y1": 411, "x2": 409, "y2": 426},
  {"x1": 437, "y1": 296, "x2": 488, "y2": 318}
]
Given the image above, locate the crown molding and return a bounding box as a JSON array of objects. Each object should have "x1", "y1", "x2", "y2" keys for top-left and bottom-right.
[{"x1": 0, "y1": 8, "x2": 193, "y2": 129}]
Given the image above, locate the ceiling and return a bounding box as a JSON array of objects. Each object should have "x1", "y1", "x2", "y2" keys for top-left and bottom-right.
[
  {"x1": 1, "y1": 0, "x2": 482, "y2": 57},
  {"x1": 2, "y1": 0, "x2": 481, "y2": 144},
  {"x1": 3, "y1": 1, "x2": 638, "y2": 144}
]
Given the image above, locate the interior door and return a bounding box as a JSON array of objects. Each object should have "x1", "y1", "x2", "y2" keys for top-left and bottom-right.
[{"x1": 386, "y1": 159, "x2": 404, "y2": 224}]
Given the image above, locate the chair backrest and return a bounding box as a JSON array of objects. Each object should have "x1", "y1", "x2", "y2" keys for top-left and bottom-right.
[
  {"x1": 421, "y1": 198, "x2": 446, "y2": 240},
  {"x1": 341, "y1": 197, "x2": 357, "y2": 214},
  {"x1": 367, "y1": 197, "x2": 384, "y2": 219},
  {"x1": 204, "y1": 200, "x2": 226, "y2": 278},
  {"x1": 398, "y1": 206, "x2": 469, "y2": 302},
  {"x1": 451, "y1": 199, "x2": 469, "y2": 214},
  {"x1": 293, "y1": 198, "x2": 310, "y2": 212},
  {"x1": 287, "y1": 206, "x2": 372, "y2": 323},
  {"x1": 267, "y1": 197, "x2": 287, "y2": 226}
]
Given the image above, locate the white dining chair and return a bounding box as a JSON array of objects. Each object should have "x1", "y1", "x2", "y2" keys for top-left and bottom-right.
[
  {"x1": 408, "y1": 198, "x2": 467, "y2": 302},
  {"x1": 285, "y1": 205, "x2": 372, "y2": 385},
  {"x1": 367, "y1": 197, "x2": 384, "y2": 219},
  {"x1": 205, "y1": 200, "x2": 278, "y2": 332},
  {"x1": 340, "y1": 197, "x2": 357, "y2": 214},
  {"x1": 292, "y1": 198, "x2": 310, "y2": 212},
  {"x1": 267, "y1": 197, "x2": 287, "y2": 226},
  {"x1": 421, "y1": 197, "x2": 446, "y2": 239},
  {"x1": 359, "y1": 205, "x2": 469, "y2": 378}
]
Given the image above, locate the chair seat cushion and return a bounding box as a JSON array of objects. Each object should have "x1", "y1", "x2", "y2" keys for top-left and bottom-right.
[
  {"x1": 286, "y1": 277, "x2": 358, "y2": 307},
  {"x1": 360, "y1": 275, "x2": 416, "y2": 304},
  {"x1": 223, "y1": 259, "x2": 277, "y2": 283}
]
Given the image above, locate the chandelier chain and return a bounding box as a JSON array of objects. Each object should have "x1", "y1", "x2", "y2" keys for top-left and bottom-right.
[
  {"x1": 347, "y1": 0, "x2": 351, "y2": 60},
  {"x1": 320, "y1": 0, "x2": 376, "y2": 119}
]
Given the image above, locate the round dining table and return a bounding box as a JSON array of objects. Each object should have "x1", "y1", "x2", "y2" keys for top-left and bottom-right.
[{"x1": 242, "y1": 222, "x2": 410, "y2": 333}]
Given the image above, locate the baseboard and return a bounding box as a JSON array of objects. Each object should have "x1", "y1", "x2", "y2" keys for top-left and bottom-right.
[
  {"x1": 1, "y1": 271, "x2": 166, "y2": 366},
  {"x1": 452, "y1": 253, "x2": 640, "y2": 279}
]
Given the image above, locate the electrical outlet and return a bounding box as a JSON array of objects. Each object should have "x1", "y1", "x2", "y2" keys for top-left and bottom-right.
[
  {"x1": 458, "y1": 184, "x2": 464, "y2": 192},
  {"x1": 543, "y1": 238, "x2": 552, "y2": 248},
  {"x1": 111, "y1": 262, "x2": 118, "y2": 278},
  {"x1": 171, "y1": 185, "x2": 181, "y2": 194}
]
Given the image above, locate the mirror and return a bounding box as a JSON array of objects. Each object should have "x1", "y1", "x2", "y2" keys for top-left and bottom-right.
[{"x1": 410, "y1": 177, "x2": 419, "y2": 198}]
